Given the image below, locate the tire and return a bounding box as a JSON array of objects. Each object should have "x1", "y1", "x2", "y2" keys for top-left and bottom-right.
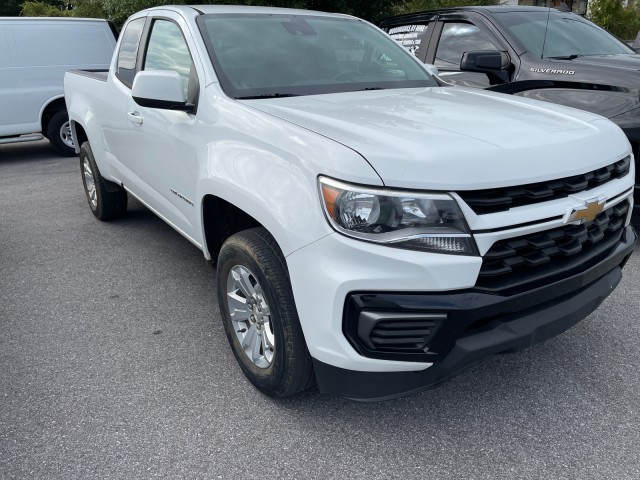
[
  {"x1": 47, "y1": 110, "x2": 76, "y2": 157},
  {"x1": 217, "y1": 227, "x2": 315, "y2": 398},
  {"x1": 79, "y1": 141, "x2": 128, "y2": 220}
]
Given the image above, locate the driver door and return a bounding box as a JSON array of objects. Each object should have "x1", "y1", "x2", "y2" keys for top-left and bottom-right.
[{"x1": 125, "y1": 14, "x2": 202, "y2": 240}]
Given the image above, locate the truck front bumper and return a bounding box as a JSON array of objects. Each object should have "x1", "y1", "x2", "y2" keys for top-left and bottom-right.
[{"x1": 289, "y1": 226, "x2": 636, "y2": 401}]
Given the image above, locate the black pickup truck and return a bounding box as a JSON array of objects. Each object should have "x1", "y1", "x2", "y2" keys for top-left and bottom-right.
[{"x1": 381, "y1": 6, "x2": 640, "y2": 224}]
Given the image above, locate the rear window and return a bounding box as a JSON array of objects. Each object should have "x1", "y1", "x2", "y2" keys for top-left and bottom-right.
[{"x1": 12, "y1": 23, "x2": 114, "y2": 67}]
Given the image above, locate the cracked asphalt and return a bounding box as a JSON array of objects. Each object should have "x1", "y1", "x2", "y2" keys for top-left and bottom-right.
[{"x1": 1, "y1": 140, "x2": 640, "y2": 479}]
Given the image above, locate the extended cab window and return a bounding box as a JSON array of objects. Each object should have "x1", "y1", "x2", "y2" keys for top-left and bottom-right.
[
  {"x1": 116, "y1": 17, "x2": 146, "y2": 88},
  {"x1": 435, "y1": 23, "x2": 499, "y2": 70},
  {"x1": 143, "y1": 19, "x2": 196, "y2": 102}
]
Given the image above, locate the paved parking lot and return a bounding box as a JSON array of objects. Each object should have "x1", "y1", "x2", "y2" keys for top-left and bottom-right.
[{"x1": 1, "y1": 140, "x2": 640, "y2": 479}]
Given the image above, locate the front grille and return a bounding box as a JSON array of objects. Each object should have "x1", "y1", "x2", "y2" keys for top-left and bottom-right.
[
  {"x1": 477, "y1": 200, "x2": 629, "y2": 294},
  {"x1": 458, "y1": 156, "x2": 630, "y2": 215}
]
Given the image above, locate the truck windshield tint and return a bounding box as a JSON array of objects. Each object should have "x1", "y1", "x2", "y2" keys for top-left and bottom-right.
[
  {"x1": 493, "y1": 11, "x2": 633, "y2": 58},
  {"x1": 197, "y1": 14, "x2": 436, "y2": 99}
]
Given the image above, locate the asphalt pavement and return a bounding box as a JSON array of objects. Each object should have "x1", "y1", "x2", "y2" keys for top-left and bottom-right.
[{"x1": 1, "y1": 140, "x2": 640, "y2": 479}]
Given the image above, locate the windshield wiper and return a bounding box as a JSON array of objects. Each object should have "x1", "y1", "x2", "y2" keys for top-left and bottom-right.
[
  {"x1": 546, "y1": 54, "x2": 581, "y2": 60},
  {"x1": 236, "y1": 93, "x2": 299, "y2": 99},
  {"x1": 354, "y1": 87, "x2": 387, "y2": 91}
]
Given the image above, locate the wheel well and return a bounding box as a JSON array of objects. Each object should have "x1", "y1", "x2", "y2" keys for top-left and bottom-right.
[
  {"x1": 202, "y1": 195, "x2": 262, "y2": 264},
  {"x1": 72, "y1": 122, "x2": 88, "y2": 148},
  {"x1": 41, "y1": 98, "x2": 67, "y2": 135}
]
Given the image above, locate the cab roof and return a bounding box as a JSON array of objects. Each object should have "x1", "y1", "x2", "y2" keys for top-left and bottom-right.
[
  {"x1": 141, "y1": 4, "x2": 354, "y2": 19},
  {"x1": 380, "y1": 6, "x2": 563, "y2": 27}
]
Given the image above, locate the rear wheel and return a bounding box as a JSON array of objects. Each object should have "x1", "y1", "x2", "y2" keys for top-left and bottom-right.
[
  {"x1": 79, "y1": 142, "x2": 127, "y2": 220},
  {"x1": 47, "y1": 110, "x2": 76, "y2": 157},
  {"x1": 216, "y1": 228, "x2": 315, "y2": 397}
]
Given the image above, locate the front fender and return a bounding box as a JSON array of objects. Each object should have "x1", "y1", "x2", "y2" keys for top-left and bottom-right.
[
  {"x1": 197, "y1": 156, "x2": 331, "y2": 260},
  {"x1": 195, "y1": 87, "x2": 383, "y2": 258}
]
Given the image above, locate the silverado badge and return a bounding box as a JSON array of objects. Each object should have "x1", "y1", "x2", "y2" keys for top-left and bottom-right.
[{"x1": 566, "y1": 198, "x2": 606, "y2": 224}]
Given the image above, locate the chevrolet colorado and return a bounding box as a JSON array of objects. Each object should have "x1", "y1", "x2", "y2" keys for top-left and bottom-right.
[{"x1": 64, "y1": 5, "x2": 636, "y2": 400}]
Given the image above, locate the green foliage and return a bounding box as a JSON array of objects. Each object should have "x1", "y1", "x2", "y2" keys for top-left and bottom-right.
[
  {"x1": 394, "y1": 0, "x2": 499, "y2": 15},
  {"x1": 66, "y1": 0, "x2": 108, "y2": 21},
  {"x1": 588, "y1": 0, "x2": 640, "y2": 40},
  {"x1": 71, "y1": 1, "x2": 159, "y2": 27},
  {"x1": 18, "y1": 0, "x2": 405, "y2": 26},
  {"x1": 20, "y1": 0, "x2": 178, "y2": 24},
  {"x1": 304, "y1": 0, "x2": 404, "y2": 23},
  {"x1": 21, "y1": 1, "x2": 71, "y2": 17},
  {"x1": 1, "y1": 0, "x2": 24, "y2": 16}
]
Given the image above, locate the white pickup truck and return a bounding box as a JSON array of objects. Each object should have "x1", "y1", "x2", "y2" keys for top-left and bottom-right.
[{"x1": 64, "y1": 5, "x2": 636, "y2": 401}]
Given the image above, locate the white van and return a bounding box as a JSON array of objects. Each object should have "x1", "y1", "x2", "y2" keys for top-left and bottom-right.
[{"x1": 0, "y1": 17, "x2": 116, "y2": 155}]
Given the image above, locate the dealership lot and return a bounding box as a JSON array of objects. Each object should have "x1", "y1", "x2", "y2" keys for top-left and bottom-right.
[{"x1": 1, "y1": 141, "x2": 640, "y2": 479}]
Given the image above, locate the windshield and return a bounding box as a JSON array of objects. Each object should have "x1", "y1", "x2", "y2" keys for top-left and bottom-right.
[
  {"x1": 493, "y1": 11, "x2": 633, "y2": 58},
  {"x1": 197, "y1": 14, "x2": 437, "y2": 99}
]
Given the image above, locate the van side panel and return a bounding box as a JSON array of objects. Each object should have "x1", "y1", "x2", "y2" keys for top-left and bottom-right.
[
  {"x1": 0, "y1": 26, "x2": 11, "y2": 68},
  {"x1": 0, "y1": 20, "x2": 115, "y2": 138}
]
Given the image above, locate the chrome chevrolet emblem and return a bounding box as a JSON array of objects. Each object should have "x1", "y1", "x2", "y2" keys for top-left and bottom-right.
[{"x1": 565, "y1": 198, "x2": 606, "y2": 224}]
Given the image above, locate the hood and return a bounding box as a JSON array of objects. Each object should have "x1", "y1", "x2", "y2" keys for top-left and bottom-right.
[
  {"x1": 526, "y1": 54, "x2": 640, "y2": 95},
  {"x1": 565, "y1": 53, "x2": 640, "y2": 72},
  {"x1": 242, "y1": 87, "x2": 630, "y2": 190}
]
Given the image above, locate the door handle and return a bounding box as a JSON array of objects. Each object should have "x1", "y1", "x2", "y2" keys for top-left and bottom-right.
[{"x1": 127, "y1": 111, "x2": 143, "y2": 125}]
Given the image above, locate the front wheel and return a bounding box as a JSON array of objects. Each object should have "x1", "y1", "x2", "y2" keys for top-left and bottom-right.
[
  {"x1": 47, "y1": 110, "x2": 76, "y2": 157},
  {"x1": 216, "y1": 228, "x2": 315, "y2": 397}
]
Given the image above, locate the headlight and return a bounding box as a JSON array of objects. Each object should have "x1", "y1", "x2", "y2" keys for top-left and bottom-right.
[{"x1": 319, "y1": 177, "x2": 477, "y2": 255}]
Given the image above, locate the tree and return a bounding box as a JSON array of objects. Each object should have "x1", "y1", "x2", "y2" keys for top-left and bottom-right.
[
  {"x1": 588, "y1": 0, "x2": 640, "y2": 40},
  {"x1": 305, "y1": 0, "x2": 404, "y2": 23},
  {"x1": 21, "y1": 0, "x2": 178, "y2": 25},
  {"x1": 20, "y1": 0, "x2": 406, "y2": 26},
  {"x1": 21, "y1": 1, "x2": 72, "y2": 17},
  {"x1": 394, "y1": 0, "x2": 499, "y2": 15},
  {"x1": 73, "y1": 0, "x2": 174, "y2": 27},
  {"x1": 0, "y1": 0, "x2": 22, "y2": 16}
]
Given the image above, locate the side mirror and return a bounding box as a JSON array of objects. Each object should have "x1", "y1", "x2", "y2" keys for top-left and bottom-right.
[
  {"x1": 460, "y1": 50, "x2": 511, "y2": 84},
  {"x1": 131, "y1": 70, "x2": 193, "y2": 113}
]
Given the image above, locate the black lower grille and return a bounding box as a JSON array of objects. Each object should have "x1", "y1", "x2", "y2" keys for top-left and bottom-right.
[
  {"x1": 369, "y1": 319, "x2": 439, "y2": 351},
  {"x1": 458, "y1": 156, "x2": 630, "y2": 214},
  {"x1": 477, "y1": 200, "x2": 630, "y2": 294},
  {"x1": 344, "y1": 310, "x2": 446, "y2": 361}
]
